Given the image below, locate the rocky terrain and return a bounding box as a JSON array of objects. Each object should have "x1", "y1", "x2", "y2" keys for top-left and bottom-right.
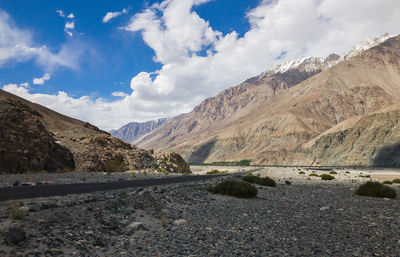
[
  {"x1": 110, "y1": 118, "x2": 167, "y2": 144},
  {"x1": 0, "y1": 90, "x2": 190, "y2": 174},
  {"x1": 136, "y1": 34, "x2": 400, "y2": 167},
  {"x1": 0, "y1": 171, "x2": 399, "y2": 256}
]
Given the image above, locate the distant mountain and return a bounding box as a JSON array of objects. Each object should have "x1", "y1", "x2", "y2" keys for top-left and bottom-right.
[
  {"x1": 136, "y1": 34, "x2": 400, "y2": 166},
  {"x1": 110, "y1": 118, "x2": 168, "y2": 144},
  {"x1": 0, "y1": 90, "x2": 190, "y2": 174}
]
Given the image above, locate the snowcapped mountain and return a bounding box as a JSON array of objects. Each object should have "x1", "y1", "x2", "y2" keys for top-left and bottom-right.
[{"x1": 264, "y1": 33, "x2": 395, "y2": 76}]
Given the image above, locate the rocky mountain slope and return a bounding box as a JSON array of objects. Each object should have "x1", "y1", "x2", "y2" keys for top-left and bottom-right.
[
  {"x1": 0, "y1": 90, "x2": 190, "y2": 173},
  {"x1": 136, "y1": 34, "x2": 400, "y2": 166},
  {"x1": 110, "y1": 118, "x2": 167, "y2": 144}
]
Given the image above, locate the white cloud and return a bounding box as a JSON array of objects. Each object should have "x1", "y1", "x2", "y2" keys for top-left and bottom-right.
[
  {"x1": 102, "y1": 8, "x2": 129, "y2": 23},
  {"x1": 67, "y1": 13, "x2": 75, "y2": 19},
  {"x1": 112, "y1": 91, "x2": 128, "y2": 97},
  {"x1": 33, "y1": 73, "x2": 50, "y2": 85},
  {"x1": 3, "y1": 0, "x2": 400, "y2": 131},
  {"x1": 56, "y1": 10, "x2": 65, "y2": 18},
  {"x1": 20, "y1": 82, "x2": 29, "y2": 88},
  {"x1": 0, "y1": 10, "x2": 81, "y2": 70},
  {"x1": 65, "y1": 21, "x2": 74, "y2": 30}
]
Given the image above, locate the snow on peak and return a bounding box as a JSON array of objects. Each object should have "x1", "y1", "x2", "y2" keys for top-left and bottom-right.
[{"x1": 263, "y1": 33, "x2": 395, "y2": 76}]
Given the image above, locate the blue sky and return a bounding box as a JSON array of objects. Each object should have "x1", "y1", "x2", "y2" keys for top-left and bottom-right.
[{"x1": 1, "y1": 0, "x2": 400, "y2": 130}]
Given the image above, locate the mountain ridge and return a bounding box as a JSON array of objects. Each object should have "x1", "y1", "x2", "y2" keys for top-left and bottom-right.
[{"x1": 136, "y1": 33, "x2": 400, "y2": 167}]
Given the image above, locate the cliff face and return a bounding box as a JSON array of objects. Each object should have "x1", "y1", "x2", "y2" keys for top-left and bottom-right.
[
  {"x1": 0, "y1": 90, "x2": 191, "y2": 174},
  {"x1": 136, "y1": 34, "x2": 400, "y2": 166},
  {"x1": 110, "y1": 118, "x2": 167, "y2": 144}
]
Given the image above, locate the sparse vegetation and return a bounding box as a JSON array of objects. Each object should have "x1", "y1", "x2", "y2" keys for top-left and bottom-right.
[
  {"x1": 120, "y1": 191, "x2": 128, "y2": 197},
  {"x1": 299, "y1": 171, "x2": 305, "y2": 174},
  {"x1": 308, "y1": 173, "x2": 319, "y2": 177},
  {"x1": 208, "y1": 179, "x2": 257, "y2": 198},
  {"x1": 355, "y1": 181, "x2": 396, "y2": 198},
  {"x1": 382, "y1": 181, "x2": 393, "y2": 185},
  {"x1": 9, "y1": 202, "x2": 28, "y2": 220},
  {"x1": 242, "y1": 175, "x2": 276, "y2": 187},
  {"x1": 392, "y1": 178, "x2": 400, "y2": 183},
  {"x1": 329, "y1": 171, "x2": 337, "y2": 174},
  {"x1": 320, "y1": 174, "x2": 335, "y2": 180}
]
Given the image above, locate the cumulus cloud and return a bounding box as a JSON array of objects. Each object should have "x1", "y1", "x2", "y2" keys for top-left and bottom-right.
[
  {"x1": 102, "y1": 8, "x2": 128, "y2": 23},
  {"x1": 4, "y1": 0, "x2": 400, "y2": 130},
  {"x1": 33, "y1": 73, "x2": 50, "y2": 85},
  {"x1": 0, "y1": 10, "x2": 81, "y2": 71},
  {"x1": 67, "y1": 13, "x2": 75, "y2": 19}
]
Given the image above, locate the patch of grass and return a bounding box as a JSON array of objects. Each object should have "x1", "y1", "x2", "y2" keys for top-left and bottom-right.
[
  {"x1": 392, "y1": 178, "x2": 400, "y2": 183},
  {"x1": 299, "y1": 171, "x2": 305, "y2": 174},
  {"x1": 308, "y1": 173, "x2": 319, "y2": 177},
  {"x1": 320, "y1": 174, "x2": 335, "y2": 180},
  {"x1": 345, "y1": 171, "x2": 350, "y2": 174},
  {"x1": 329, "y1": 171, "x2": 337, "y2": 174},
  {"x1": 242, "y1": 175, "x2": 276, "y2": 187},
  {"x1": 382, "y1": 180, "x2": 393, "y2": 185},
  {"x1": 208, "y1": 179, "x2": 257, "y2": 198},
  {"x1": 355, "y1": 181, "x2": 396, "y2": 198},
  {"x1": 9, "y1": 202, "x2": 28, "y2": 220}
]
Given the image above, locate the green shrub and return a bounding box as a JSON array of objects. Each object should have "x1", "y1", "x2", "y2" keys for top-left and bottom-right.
[
  {"x1": 355, "y1": 181, "x2": 396, "y2": 198},
  {"x1": 242, "y1": 175, "x2": 276, "y2": 187},
  {"x1": 105, "y1": 157, "x2": 127, "y2": 173},
  {"x1": 208, "y1": 179, "x2": 257, "y2": 198},
  {"x1": 392, "y1": 178, "x2": 400, "y2": 183},
  {"x1": 320, "y1": 174, "x2": 335, "y2": 180},
  {"x1": 207, "y1": 169, "x2": 226, "y2": 175},
  {"x1": 299, "y1": 171, "x2": 305, "y2": 174},
  {"x1": 308, "y1": 173, "x2": 319, "y2": 177},
  {"x1": 329, "y1": 171, "x2": 337, "y2": 174},
  {"x1": 382, "y1": 180, "x2": 393, "y2": 185}
]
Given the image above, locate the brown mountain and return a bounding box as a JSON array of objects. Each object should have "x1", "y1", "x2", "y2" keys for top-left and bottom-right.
[
  {"x1": 0, "y1": 90, "x2": 190, "y2": 173},
  {"x1": 110, "y1": 118, "x2": 167, "y2": 143},
  {"x1": 136, "y1": 34, "x2": 400, "y2": 166}
]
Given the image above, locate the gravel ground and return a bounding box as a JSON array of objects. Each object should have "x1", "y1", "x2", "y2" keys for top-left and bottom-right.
[{"x1": 0, "y1": 175, "x2": 399, "y2": 257}]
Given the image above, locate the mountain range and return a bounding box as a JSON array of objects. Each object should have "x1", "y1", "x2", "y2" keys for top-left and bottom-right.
[
  {"x1": 110, "y1": 118, "x2": 167, "y2": 144},
  {"x1": 132, "y1": 33, "x2": 400, "y2": 167}
]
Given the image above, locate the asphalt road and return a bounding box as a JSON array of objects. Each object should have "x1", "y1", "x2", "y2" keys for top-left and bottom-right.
[{"x1": 0, "y1": 174, "x2": 234, "y2": 202}]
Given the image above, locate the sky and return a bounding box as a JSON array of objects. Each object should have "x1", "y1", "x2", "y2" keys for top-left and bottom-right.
[{"x1": 1, "y1": 0, "x2": 400, "y2": 131}]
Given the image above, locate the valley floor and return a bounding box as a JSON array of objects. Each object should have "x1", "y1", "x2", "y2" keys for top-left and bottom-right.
[{"x1": 0, "y1": 168, "x2": 399, "y2": 256}]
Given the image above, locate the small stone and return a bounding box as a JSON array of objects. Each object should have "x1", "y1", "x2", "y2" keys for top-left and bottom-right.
[
  {"x1": 85, "y1": 231, "x2": 94, "y2": 235},
  {"x1": 174, "y1": 219, "x2": 188, "y2": 225},
  {"x1": 128, "y1": 222, "x2": 144, "y2": 230},
  {"x1": 285, "y1": 181, "x2": 292, "y2": 185},
  {"x1": 27, "y1": 203, "x2": 41, "y2": 212},
  {"x1": 319, "y1": 206, "x2": 330, "y2": 211},
  {"x1": 19, "y1": 206, "x2": 30, "y2": 213}
]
